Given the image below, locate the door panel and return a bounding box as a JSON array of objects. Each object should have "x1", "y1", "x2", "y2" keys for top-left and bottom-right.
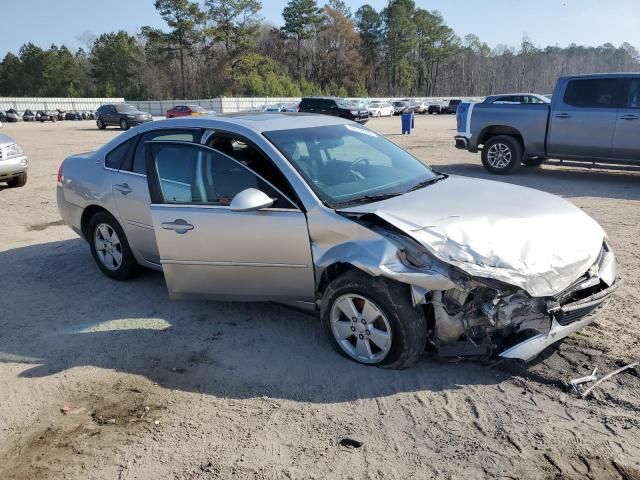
[
  {"x1": 112, "y1": 172, "x2": 159, "y2": 262},
  {"x1": 611, "y1": 78, "x2": 640, "y2": 160},
  {"x1": 547, "y1": 78, "x2": 621, "y2": 158},
  {"x1": 150, "y1": 206, "x2": 314, "y2": 300},
  {"x1": 145, "y1": 141, "x2": 315, "y2": 301}
]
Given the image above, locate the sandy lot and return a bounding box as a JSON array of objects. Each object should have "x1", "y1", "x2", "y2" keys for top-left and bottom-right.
[{"x1": 0, "y1": 115, "x2": 639, "y2": 479}]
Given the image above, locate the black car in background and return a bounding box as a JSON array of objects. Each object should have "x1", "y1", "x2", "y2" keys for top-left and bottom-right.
[
  {"x1": 96, "y1": 103, "x2": 153, "y2": 130},
  {"x1": 298, "y1": 97, "x2": 369, "y2": 123},
  {"x1": 442, "y1": 99, "x2": 461, "y2": 114}
]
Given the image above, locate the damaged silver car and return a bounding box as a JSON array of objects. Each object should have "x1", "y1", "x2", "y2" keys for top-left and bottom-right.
[{"x1": 57, "y1": 114, "x2": 617, "y2": 368}]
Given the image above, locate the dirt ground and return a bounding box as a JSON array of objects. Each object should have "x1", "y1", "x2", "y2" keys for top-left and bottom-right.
[{"x1": 0, "y1": 115, "x2": 639, "y2": 480}]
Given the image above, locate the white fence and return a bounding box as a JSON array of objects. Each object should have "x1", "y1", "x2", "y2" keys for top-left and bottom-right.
[
  {"x1": 0, "y1": 97, "x2": 125, "y2": 113},
  {"x1": 0, "y1": 95, "x2": 486, "y2": 116},
  {"x1": 127, "y1": 96, "x2": 484, "y2": 115}
]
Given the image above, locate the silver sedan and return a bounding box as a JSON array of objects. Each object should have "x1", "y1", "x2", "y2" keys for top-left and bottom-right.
[{"x1": 57, "y1": 113, "x2": 617, "y2": 368}]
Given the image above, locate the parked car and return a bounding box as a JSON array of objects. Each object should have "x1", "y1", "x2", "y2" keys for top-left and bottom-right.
[
  {"x1": 441, "y1": 99, "x2": 461, "y2": 114},
  {"x1": 0, "y1": 131, "x2": 28, "y2": 187},
  {"x1": 56, "y1": 113, "x2": 617, "y2": 368},
  {"x1": 66, "y1": 111, "x2": 83, "y2": 121},
  {"x1": 5, "y1": 109, "x2": 20, "y2": 123},
  {"x1": 298, "y1": 97, "x2": 369, "y2": 123},
  {"x1": 22, "y1": 109, "x2": 36, "y2": 121},
  {"x1": 414, "y1": 101, "x2": 429, "y2": 114},
  {"x1": 56, "y1": 109, "x2": 66, "y2": 121},
  {"x1": 427, "y1": 103, "x2": 443, "y2": 114},
  {"x1": 0, "y1": 111, "x2": 7, "y2": 123},
  {"x1": 367, "y1": 101, "x2": 395, "y2": 117},
  {"x1": 96, "y1": 103, "x2": 153, "y2": 130},
  {"x1": 165, "y1": 105, "x2": 209, "y2": 118},
  {"x1": 36, "y1": 110, "x2": 57, "y2": 122},
  {"x1": 392, "y1": 101, "x2": 410, "y2": 115},
  {"x1": 262, "y1": 103, "x2": 288, "y2": 112},
  {"x1": 455, "y1": 73, "x2": 640, "y2": 174},
  {"x1": 484, "y1": 93, "x2": 551, "y2": 104},
  {"x1": 283, "y1": 102, "x2": 300, "y2": 112}
]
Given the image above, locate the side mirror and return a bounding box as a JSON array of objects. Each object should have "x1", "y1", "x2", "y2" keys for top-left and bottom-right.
[{"x1": 230, "y1": 188, "x2": 274, "y2": 212}]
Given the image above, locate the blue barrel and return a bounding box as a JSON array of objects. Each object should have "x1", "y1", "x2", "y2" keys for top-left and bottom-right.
[{"x1": 401, "y1": 111, "x2": 414, "y2": 134}]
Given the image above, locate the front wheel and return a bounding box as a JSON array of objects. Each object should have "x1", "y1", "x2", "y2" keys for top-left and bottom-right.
[
  {"x1": 97, "y1": 119, "x2": 106, "y2": 130},
  {"x1": 88, "y1": 211, "x2": 139, "y2": 280},
  {"x1": 481, "y1": 135, "x2": 522, "y2": 174},
  {"x1": 320, "y1": 270, "x2": 428, "y2": 369},
  {"x1": 120, "y1": 118, "x2": 129, "y2": 131}
]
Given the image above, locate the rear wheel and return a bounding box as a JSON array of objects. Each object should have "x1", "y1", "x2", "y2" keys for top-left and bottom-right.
[
  {"x1": 88, "y1": 211, "x2": 139, "y2": 280},
  {"x1": 7, "y1": 173, "x2": 27, "y2": 188},
  {"x1": 320, "y1": 270, "x2": 428, "y2": 369},
  {"x1": 481, "y1": 135, "x2": 522, "y2": 174}
]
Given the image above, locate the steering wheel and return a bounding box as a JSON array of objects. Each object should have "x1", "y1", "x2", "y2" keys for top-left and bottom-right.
[{"x1": 349, "y1": 157, "x2": 370, "y2": 179}]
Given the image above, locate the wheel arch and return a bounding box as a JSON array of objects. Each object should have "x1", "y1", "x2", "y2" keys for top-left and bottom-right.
[
  {"x1": 478, "y1": 125, "x2": 524, "y2": 150},
  {"x1": 316, "y1": 262, "x2": 359, "y2": 299},
  {"x1": 80, "y1": 205, "x2": 117, "y2": 240}
]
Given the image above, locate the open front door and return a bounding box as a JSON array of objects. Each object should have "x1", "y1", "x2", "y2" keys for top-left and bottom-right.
[{"x1": 144, "y1": 141, "x2": 315, "y2": 302}]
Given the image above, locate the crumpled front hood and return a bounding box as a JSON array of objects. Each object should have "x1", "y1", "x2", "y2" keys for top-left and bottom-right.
[{"x1": 339, "y1": 176, "x2": 605, "y2": 297}]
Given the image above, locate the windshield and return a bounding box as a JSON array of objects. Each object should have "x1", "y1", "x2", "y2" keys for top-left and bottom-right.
[
  {"x1": 116, "y1": 104, "x2": 140, "y2": 113},
  {"x1": 188, "y1": 105, "x2": 207, "y2": 112},
  {"x1": 264, "y1": 124, "x2": 440, "y2": 208}
]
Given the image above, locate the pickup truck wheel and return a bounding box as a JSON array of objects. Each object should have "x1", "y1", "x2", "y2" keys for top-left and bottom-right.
[
  {"x1": 7, "y1": 173, "x2": 27, "y2": 188},
  {"x1": 97, "y1": 119, "x2": 106, "y2": 130},
  {"x1": 88, "y1": 211, "x2": 139, "y2": 280},
  {"x1": 522, "y1": 156, "x2": 545, "y2": 167},
  {"x1": 320, "y1": 270, "x2": 427, "y2": 369},
  {"x1": 482, "y1": 136, "x2": 522, "y2": 174},
  {"x1": 120, "y1": 119, "x2": 130, "y2": 131}
]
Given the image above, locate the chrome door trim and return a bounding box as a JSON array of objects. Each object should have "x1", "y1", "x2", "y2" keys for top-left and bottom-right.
[{"x1": 162, "y1": 260, "x2": 309, "y2": 268}]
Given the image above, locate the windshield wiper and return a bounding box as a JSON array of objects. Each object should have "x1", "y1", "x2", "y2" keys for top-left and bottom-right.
[
  {"x1": 334, "y1": 192, "x2": 404, "y2": 208},
  {"x1": 408, "y1": 173, "x2": 448, "y2": 191}
]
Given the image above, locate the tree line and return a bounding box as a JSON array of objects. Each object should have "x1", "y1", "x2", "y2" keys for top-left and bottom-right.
[{"x1": 1, "y1": 0, "x2": 639, "y2": 100}]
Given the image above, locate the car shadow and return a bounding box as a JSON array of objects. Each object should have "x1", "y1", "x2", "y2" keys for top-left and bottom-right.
[
  {"x1": 0, "y1": 239, "x2": 507, "y2": 403},
  {"x1": 434, "y1": 161, "x2": 640, "y2": 201}
]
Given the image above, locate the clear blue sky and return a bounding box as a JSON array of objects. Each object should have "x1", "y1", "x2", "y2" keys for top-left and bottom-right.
[{"x1": 1, "y1": 0, "x2": 639, "y2": 58}]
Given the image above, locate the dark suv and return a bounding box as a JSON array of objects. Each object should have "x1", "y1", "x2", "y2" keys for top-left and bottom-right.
[
  {"x1": 299, "y1": 97, "x2": 369, "y2": 123},
  {"x1": 96, "y1": 103, "x2": 153, "y2": 130}
]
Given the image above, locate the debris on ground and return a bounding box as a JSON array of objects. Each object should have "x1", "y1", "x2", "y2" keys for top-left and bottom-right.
[
  {"x1": 570, "y1": 361, "x2": 639, "y2": 398},
  {"x1": 339, "y1": 438, "x2": 363, "y2": 449}
]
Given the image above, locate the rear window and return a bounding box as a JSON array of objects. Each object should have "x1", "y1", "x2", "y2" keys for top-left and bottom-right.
[
  {"x1": 105, "y1": 137, "x2": 135, "y2": 170},
  {"x1": 563, "y1": 79, "x2": 622, "y2": 108},
  {"x1": 130, "y1": 129, "x2": 199, "y2": 175}
]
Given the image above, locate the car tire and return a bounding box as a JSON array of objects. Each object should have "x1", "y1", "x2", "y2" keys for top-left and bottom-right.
[
  {"x1": 7, "y1": 173, "x2": 27, "y2": 188},
  {"x1": 120, "y1": 118, "x2": 129, "y2": 131},
  {"x1": 88, "y1": 211, "x2": 140, "y2": 281},
  {"x1": 481, "y1": 135, "x2": 522, "y2": 174},
  {"x1": 320, "y1": 269, "x2": 428, "y2": 369},
  {"x1": 97, "y1": 119, "x2": 106, "y2": 130},
  {"x1": 522, "y1": 156, "x2": 545, "y2": 167}
]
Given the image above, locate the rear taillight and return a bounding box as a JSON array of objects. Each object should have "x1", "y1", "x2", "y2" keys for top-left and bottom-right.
[{"x1": 57, "y1": 160, "x2": 65, "y2": 186}]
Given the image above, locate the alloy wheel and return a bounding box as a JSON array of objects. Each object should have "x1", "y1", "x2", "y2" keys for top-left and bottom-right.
[
  {"x1": 487, "y1": 143, "x2": 512, "y2": 169},
  {"x1": 94, "y1": 223, "x2": 123, "y2": 271},
  {"x1": 330, "y1": 294, "x2": 392, "y2": 364}
]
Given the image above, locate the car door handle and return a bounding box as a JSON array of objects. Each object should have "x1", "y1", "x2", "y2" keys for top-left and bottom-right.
[
  {"x1": 114, "y1": 183, "x2": 132, "y2": 195},
  {"x1": 161, "y1": 219, "x2": 194, "y2": 234},
  {"x1": 555, "y1": 113, "x2": 571, "y2": 119},
  {"x1": 620, "y1": 114, "x2": 639, "y2": 120}
]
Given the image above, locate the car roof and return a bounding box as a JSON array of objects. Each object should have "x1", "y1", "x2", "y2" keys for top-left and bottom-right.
[
  {"x1": 138, "y1": 112, "x2": 354, "y2": 133},
  {"x1": 562, "y1": 72, "x2": 640, "y2": 80}
]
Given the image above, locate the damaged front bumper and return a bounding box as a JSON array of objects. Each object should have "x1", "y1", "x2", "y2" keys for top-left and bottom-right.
[{"x1": 499, "y1": 282, "x2": 618, "y2": 361}]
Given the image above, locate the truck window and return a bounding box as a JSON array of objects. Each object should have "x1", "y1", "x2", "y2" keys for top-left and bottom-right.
[
  {"x1": 563, "y1": 78, "x2": 621, "y2": 108},
  {"x1": 622, "y1": 79, "x2": 640, "y2": 109}
]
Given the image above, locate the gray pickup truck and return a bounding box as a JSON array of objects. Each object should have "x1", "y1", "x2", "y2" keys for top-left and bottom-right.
[{"x1": 455, "y1": 73, "x2": 640, "y2": 174}]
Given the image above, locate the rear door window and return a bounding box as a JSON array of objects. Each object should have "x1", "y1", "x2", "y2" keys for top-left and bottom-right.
[{"x1": 563, "y1": 78, "x2": 622, "y2": 108}]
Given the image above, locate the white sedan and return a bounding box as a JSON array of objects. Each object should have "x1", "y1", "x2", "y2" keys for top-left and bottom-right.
[{"x1": 367, "y1": 102, "x2": 394, "y2": 117}]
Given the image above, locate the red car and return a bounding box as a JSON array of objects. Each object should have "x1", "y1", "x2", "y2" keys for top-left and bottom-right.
[{"x1": 165, "y1": 105, "x2": 209, "y2": 118}]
